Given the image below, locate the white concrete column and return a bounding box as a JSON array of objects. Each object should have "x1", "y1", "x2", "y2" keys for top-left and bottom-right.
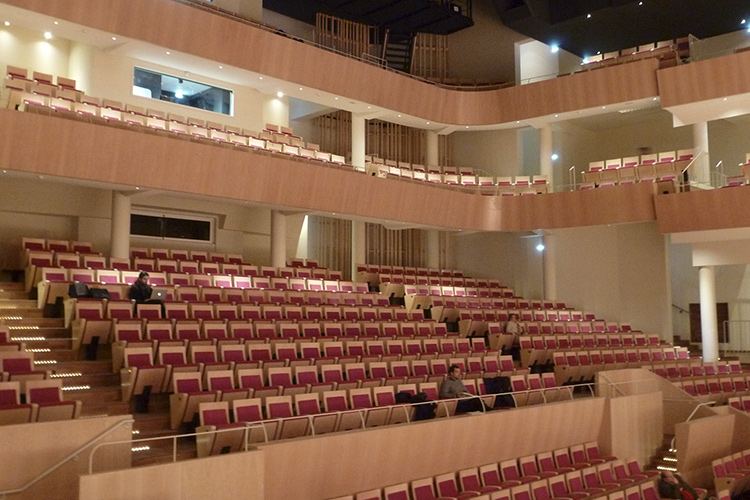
[
  {"x1": 262, "y1": 95, "x2": 289, "y2": 129},
  {"x1": 110, "y1": 191, "x2": 131, "y2": 260},
  {"x1": 270, "y1": 210, "x2": 287, "y2": 268},
  {"x1": 68, "y1": 42, "x2": 96, "y2": 94},
  {"x1": 539, "y1": 125, "x2": 553, "y2": 188},
  {"x1": 351, "y1": 220, "x2": 366, "y2": 280},
  {"x1": 351, "y1": 113, "x2": 366, "y2": 172},
  {"x1": 425, "y1": 230, "x2": 440, "y2": 270},
  {"x1": 425, "y1": 130, "x2": 439, "y2": 167},
  {"x1": 542, "y1": 233, "x2": 556, "y2": 301},
  {"x1": 693, "y1": 121, "x2": 710, "y2": 185},
  {"x1": 699, "y1": 266, "x2": 719, "y2": 362}
]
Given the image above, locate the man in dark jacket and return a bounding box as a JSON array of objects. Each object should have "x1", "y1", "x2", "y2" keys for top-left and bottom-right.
[
  {"x1": 128, "y1": 271, "x2": 153, "y2": 303},
  {"x1": 658, "y1": 471, "x2": 699, "y2": 500}
]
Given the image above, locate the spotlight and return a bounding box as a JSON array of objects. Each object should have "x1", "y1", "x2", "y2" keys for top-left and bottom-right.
[
  {"x1": 551, "y1": 45, "x2": 559, "y2": 53},
  {"x1": 551, "y1": 153, "x2": 559, "y2": 161},
  {"x1": 536, "y1": 244, "x2": 545, "y2": 252},
  {"x1": 276, "y1": 91, "x2": 283, "y2": 98},
  {"x1": 43, "y1": 31, "x2": 52, "y2": 39}
]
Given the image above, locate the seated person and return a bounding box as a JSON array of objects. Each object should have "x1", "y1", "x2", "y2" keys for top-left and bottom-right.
[
  {"x1": 505, "y1": 312, "x2": 524, "y2": 360},
  {"x1": 439, "y1": 365, "x2": 485, "y2": 413},
  {"x1": 129, "y1": 271, "x2": 154, "y2": 304},
  {"x1": 658, "y1": 471, "x2": 699, "y2": 500}
]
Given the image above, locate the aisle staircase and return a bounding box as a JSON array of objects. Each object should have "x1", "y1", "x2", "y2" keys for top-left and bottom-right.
[
  {"x1": 382, "y1": 30, "x2": 416, "y2": 73},
  {"x1": 0, "y1": 280, "x2": 195, "y2": 466}
]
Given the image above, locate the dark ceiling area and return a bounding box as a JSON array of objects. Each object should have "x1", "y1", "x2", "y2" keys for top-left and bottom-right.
[
  {"x1": 263, "y1": 0, "x2": 474, "y2": 35},
  {"x1": 491, "y1": 0, "x2": 750, "y2": 57}
]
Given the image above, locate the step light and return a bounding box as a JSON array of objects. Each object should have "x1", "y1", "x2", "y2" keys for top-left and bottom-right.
[{"x1": 62, "y1": 385, "x2": 90, "y2": 391}]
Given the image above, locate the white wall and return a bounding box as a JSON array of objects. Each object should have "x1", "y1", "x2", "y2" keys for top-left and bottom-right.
[
  {"x1": 551, "y1": 222, "x2": 672, "y2": 338},
  {"x1": 515, "y1": 39, "x2": 559, "y2": 85},
  {"x1": 446, "y1": 0, "x2": 526, "y2": 84},
  {"x1": 0, "y1": 24, "x2": 71, "y2": 79},
  {"x1": 0, "y1": 178, "x2": 284, "y2": 269},
  {"x1": 450, "y1": 129, "x2": 520, "y2": 176},
  {"x1": 452, "y1": 231, "x2": 544, "y2": 301},
  {"x1": 454, "y1": 222, "x2": 673, "y2": 338}
]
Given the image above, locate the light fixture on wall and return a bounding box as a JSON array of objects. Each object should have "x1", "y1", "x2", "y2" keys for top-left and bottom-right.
[
  {"x1": 536, "y1": 243, "x2": 545, "y2": 252},
  {"x1": 276, "y1": 91, "x2": 283, "y2": 98},
  {"x1": 43, "y1": 31, "x2": 52, "y2": 40},
  {"x1": 551, "y1": 153, "x2": 559, "y2": 161},
  {"x1": 550, "y1": 45, "x2": 559, "y2": 53}
]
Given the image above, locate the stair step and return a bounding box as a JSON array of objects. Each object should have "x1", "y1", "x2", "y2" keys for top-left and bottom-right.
[
  {"x1": 79, "y1": 400, "x2": 131, "y2": 417},
  {"x1": 5, "y1": 318, "x2": 66, "y2": 328},
  {"x1": 70, "y1": 385, "x2": 122, "y2": 403},
  {"x1": 0, "y1": 299, "x2": 38, "y2": 309},
  {"x1": 0, "y1": 282, "x2": 25, "y2": 291},
  {"x1": 0, "y1": 290, "x2": 30, "y2": 300}
]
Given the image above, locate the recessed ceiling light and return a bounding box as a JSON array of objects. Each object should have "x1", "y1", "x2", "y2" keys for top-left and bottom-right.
[
  {"x1": 602, "y1": 106, "x2": 606, "y2": 109},
  {"x1": 550, "y1": 45, "x2": 559, "y2": 53},
  {"x1": 723, "y1": 97, "x2": 728, "y2": 101},
  {"x1": 259, "y1": 76, "x2": 263, "y2": 80},
  {"x1": 367, "y1": 106, "x2": 372, "y2": 109},
  {"x1": 742, "y1": 19, "x2": 747, "y2": 24},
  {"x1": 218, "y1": 65, "x2": 223, "y2": 69},
  {"x1": 426, "y1": 122, "x2": 430, "y2": 125},
  {"x1": 465, "y1": 126, "x2": 469, "y2": 129},
  {"x1": 516, "y1": 121, "x2": 520, "y2": 124},
  {"x1": 597, "y1": 51, "x2": 601, "y2": 55},
  {"x1": 554, "y1": 114, "x2": 558, "y2": 117},
  {"x1": 653, "y1": 97, "x2": 658, "y2": 101},
  {"x1": 111, "y1": 36, "x2": 117, "y2": 40},
  {"x1": 276, "y1": 91, "x2": 283, "y2": 98},
  {"x1": 638, "y1": 1, "x2": 643, "y2": 5},
  {"x1": 43, "y1": 31, "x2": 52, "y2": 39},
  {"x1": 165, "y1": 51, "x2": 170, "y2": 55},
  {"x1": 53, "y1": 21, "x2": 58, "y2": 25},
  {"x1": 334, "y1": 97, "x2": 339, "y2": 100},
  {"x1": 135, "y1": 187, "x2": 140, "y2": 190},
  {"x1": 398, "y1": 114, "x2": 402, "y2": 117},
  {"x1": 4, "y1": 21, "x2": 10, "y2": 26},
  {"x1": 551, "y1": 153, "x2": 559, "y2": 161},
  {"x1": 587, "y1": 13, "x2": 591, "y2": 19},
  {"x1": 299, "y1": 87, "x2": 303, "y2": 91}
]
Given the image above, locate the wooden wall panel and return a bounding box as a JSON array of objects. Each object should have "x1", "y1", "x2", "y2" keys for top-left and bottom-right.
[
  {"x1": 4, "y1": 0, "x2": 661, "y2": 126},
  {"x1": 79, "y1": 449, "x2": 265, "y2": 500},
  {"x1": 658, "y1": 51, "x2": 750, "y2": 108},
  {"x1": 259, "y1": 398, "x2": 606, "y2": 500},
  {"x1": 675, "y1": 414, "x2": 735, "y2": 488},
  {"x1": 0, "y1": 415, "x2": 132, "y2": 500},
  {"x1": 654, "y1": 186, "x2": 750, "y2": 233},
  {"x1": 0, "y1": 110, "x2": 668, "y2": 232}
]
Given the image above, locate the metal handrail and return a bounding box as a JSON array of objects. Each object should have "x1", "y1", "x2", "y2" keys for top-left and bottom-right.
[
  {"x1": 0, "y1": 417, "x2": 134, "y2": 497},
  {"x1": 669, "y1": 401, "x2": 716, "y2": 451}
]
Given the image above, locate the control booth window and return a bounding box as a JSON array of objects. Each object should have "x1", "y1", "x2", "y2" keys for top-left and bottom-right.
[
  {"x1": 131, "y1": 212, "x2": 214, "y2": 243},
  {"x1": 132, "y1": 67, "x2": 232, "y2": 116}
]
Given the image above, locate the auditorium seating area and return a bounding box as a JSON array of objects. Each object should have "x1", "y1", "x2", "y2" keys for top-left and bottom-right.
[
  {"x1": 364, "y1": 158, "x2": 550, "y2": 195},
  {"x1": 329, "y1": 443, "x2": 660, "y2": 500},
  {"x1": 712, "y1": 449, "x2": 750, "y2": 494},
  {"x1": 580, "y1": 150, "x2": 694, "y2": 190},
  {"x1": 3, "y1": 66, "x2": 351, "y2": 170},
  {"x1": 581, "y1": 38, "x2": 686, "y2": 70}
]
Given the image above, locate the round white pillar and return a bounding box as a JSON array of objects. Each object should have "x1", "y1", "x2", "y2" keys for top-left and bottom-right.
[
  {"x1": 426, "y1": 230, "x2": 440, "y2": 270},
  {"x1": 425, "y1": 130, "x2": 439, "y2": 167},
  {"x1": 270, "y1": 210, "x2": 287, "y2": 268},
  {"x1": 699, "y1": 265, "x2": 719, "y2": 362},
  {"x1": 540, "y1": 125, "x2": 553, "y2": 188},
  {"x1": 693, "y1": 121, "x2": 710, "y2": 185},
  {"x1": 351, "y1": 220, "x2": 366, "y2": 280},
  {"x1": 351, "y1": 114, "x2": 366, "y2": 172},
  {"x1": 110, "y1": 191, "x2": 131, "y2": 260},
  {"x1": 542, "y1": 233, "x2": 556, "y2": 302}
]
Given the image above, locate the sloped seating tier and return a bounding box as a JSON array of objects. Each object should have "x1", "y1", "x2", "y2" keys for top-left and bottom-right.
[
  {"x1": 711, "y1": 448, "x2": 750, "y2": 494},
  {"x1": 580, "y1": 151, "x2": 693, "y2": 190},
  {"x1": 188, "y1": 377, "x2": 579, "y2": 449},
  {"x1": 364, "y1": 158, "x2": 549, "y2": 197},
  {"x1": 110, "y1": 321, "x2": 510, "y2": 374},
  {"x1": 332, "y1": 443, "x2": 658, "y2": 500},
  {"x1": 581, "y1": 38, "x2": 682, "y2": 71},
  {"x1": 7, "y1": 87, "x2": 353, "y2": 173},
  {"x1": 541, "y1": 348, "x2": 692, "y2": 386}
]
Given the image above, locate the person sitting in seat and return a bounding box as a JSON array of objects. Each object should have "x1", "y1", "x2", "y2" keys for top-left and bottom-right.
[
  {"x1": 129, "y1": 271, "x2": 153, "y2": 303},
  {"x1": 658, "y1": 471, "x2": 699, "y2": 500},
  {"x1": 440, "y1": 365, "x2": 485, "y2": 413},
  {"x1": 505, "y1": 313, "x2": 524, "y2": 360}
]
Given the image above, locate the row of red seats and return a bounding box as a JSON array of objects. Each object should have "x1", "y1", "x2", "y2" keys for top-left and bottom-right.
[
  {"x1": 114, "y1": 337, "x2": 511, "y2": 377},
  {"x1": 0, "y1": 380, "x2": 81, "y2": 425},
  {"x1": 520, "y1": 334, "x2": 660, "y2": 352},
  {"x1": 712, "y1": 449, "x2": 750, "y2": 494},
  {"x1": 331, "y1": 444, "x2": 658, "y2": 500}
]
